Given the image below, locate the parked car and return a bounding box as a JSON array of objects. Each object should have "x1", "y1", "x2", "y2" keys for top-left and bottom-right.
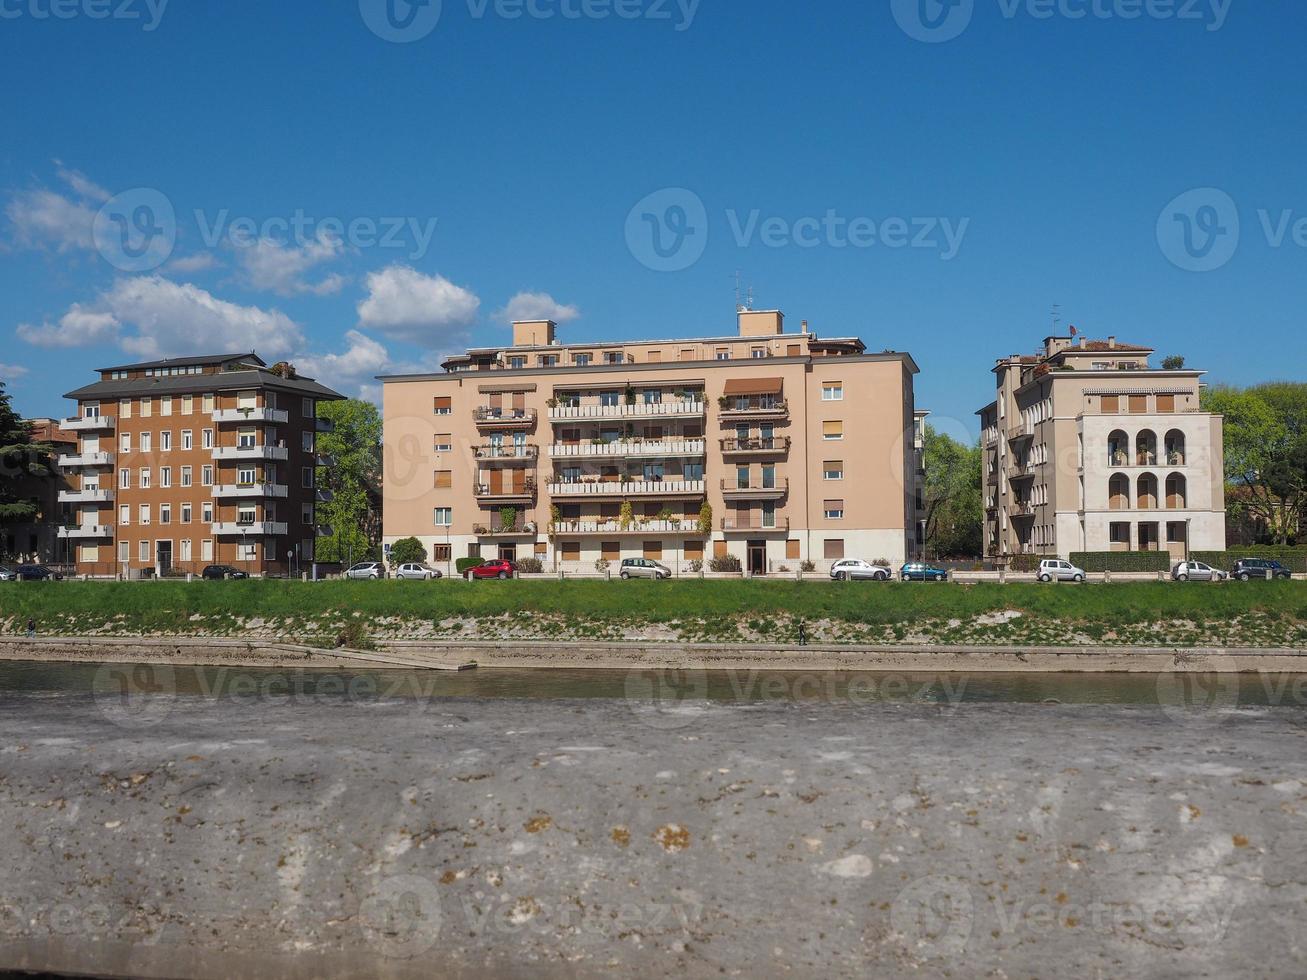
[
  {"x1": 900, "y1": 562, "x2": 948, "y2": 582},
  {"x1": 1231, "y1": 559, "x2": 1293, "y2": 582},
  {"x1": 201, "y1": 564, "x2": 249, "y2": 580},
  {"x1": 619, "y1": 558, "x2": 671, "y2": 580},
  {"x1": 829, "y1": 559, "x2": 891, "y2": 582},
  {"x1": 1037, "y1": 559, "x2": 1086, "y2": 583},
  {"x1": 15, "y1": 564, "x2": 62, "y2": 581},
  {"x1": 344, "y1": 561, "x2": 387, "y2": 580},
  {"x1": 0, "y1": 565, "x2": 15, "y2": 582},
  {"x1": 394, "y1": 562, "x2": 442, "y2": 581},
  {"x1": 466, "y1": 559, "x2": 516, "y2": 580},
  {"x1": 1172, "y1": 560, "x2": 1227, "y2": 582}
]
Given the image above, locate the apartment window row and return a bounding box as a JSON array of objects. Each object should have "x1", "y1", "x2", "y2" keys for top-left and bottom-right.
[
  {"x1": 119, "y1": 429, "x2": 206, "y2": 453},
  {"x1": 1100, "y1": 393, "x2": 1181, "y2": 414}
]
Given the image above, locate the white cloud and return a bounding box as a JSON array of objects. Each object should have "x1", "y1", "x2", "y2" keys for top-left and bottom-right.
[
  {"x1": 54, "y1": 163, "x2": 111, "y2": 203},
  {"x1": 235, "y1": 231, "x2": 347, "y2": 296},
  {"x1": 296, "y1": 330, "x2": 392, "y2": 394},
  {"x1": 0, "y1": 362, "x2": 30, "y2": 380},
  {"x1": 16, "y1": 276, "x2": 304, "y2": 360},
  {"x1": 6, "y1": 188, "x2": 96, "y2": 252},
  {"x1": 356, "y1": 264, "x2": 479, "y2": 347},
  {"x1": 165, "y1": 252, "x2": 221, "y2": 274},
  {"x1": 495, "y1": 290, "x2": 580, "y2": 325}
]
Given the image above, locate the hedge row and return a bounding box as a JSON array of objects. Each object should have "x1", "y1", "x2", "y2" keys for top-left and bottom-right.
[
  {"x1": 1191, "y1": 549, "x2": 1307, "y2": 572},
  {"x1": 1070, "y1": 552, "x2": 1172, "y2": 573}
]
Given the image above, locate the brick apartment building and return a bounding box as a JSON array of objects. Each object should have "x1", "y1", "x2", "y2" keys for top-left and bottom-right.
[
  {"x1": 977, "y1": 333, "x2": 1226, "y2": 561},
  {"x1": 59, "y1": 353, "x2": 344, "y2": 577},
  {"x1": 380, "y1": 309, "x2": 920, "y2": 574}
]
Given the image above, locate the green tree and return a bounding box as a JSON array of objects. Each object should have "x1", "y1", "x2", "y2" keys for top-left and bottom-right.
[
  {"x1": 0, "y1": 379, "x2": 53, "y2": 525},
  {"x1": 314, "y1": 399, "x2": 383, "y2": 564},
  {"x1": 1161, "y1": 355, "x2": 1186, "y2": 370},
  {"x1": 388, "y1": 536, "x2": 426, "y2": 566},
  {"x1": 921, "y1": 425, "x2": 983, "y2": 558}
]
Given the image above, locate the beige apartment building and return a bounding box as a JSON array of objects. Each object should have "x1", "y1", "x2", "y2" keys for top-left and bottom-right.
[
  {"x1": 59, "y1": 353, "x2": 344, "y2": 577},
  {"x1": 380, "y1": 309, "x2": 920, "y2": 574},
  {"x1": 977, "y1": 334, "x2": 1226, "y2": 562}
]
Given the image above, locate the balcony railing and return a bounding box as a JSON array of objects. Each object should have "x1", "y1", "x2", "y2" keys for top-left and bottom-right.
[
  {"x1": 474, "y1": 480, "x2": 537, "y2": 500},
  {"x1": 315, "y1": 489, "x2": 335, "y2": 503},
  {"x1": 551, "y1": 519, "x2": 703, "y2": 536},
  {"x1": 549, "y1": 439, "x2": 706, "y2": 459},
  {"x1": 547, "y1": 479, "x2": 706, "y2": 498},
  {"x1": 316, "y1": 524, "x2": 334, "y2": 538},
  {"x1": 57, "y1": 524, "x2": 113, "y2": 539},
  {"x1": 718, "y1": 399, "x2": 789, "y2": 418},
  {"x1": 719, "y1": 437, "x2": 791, "y2": 455},
  {"x1": 315, "y1": 417, "x2": 335, "y2": 433},
  {"x1": 211, "y1": 521, "x2": 289, "y2": 536},
  {"x1": 1008, "y1": 423, "x2": 1032, "y2": 441},
  {"x1": 211, "y1": 484, "x2": 290, "y2": 499},
  {"x1": 58, "y1": 488, "x2": 114, "y2": 504},
  {"x1": 212, "y1": 445, "x2": 289, "y2": 461},
  {"x1": 720, "y1": 517, "x2": 790, "y2": 532},
  {"x1": 473, "y1": 521, "x2": 539, "y2": 536},
  {"x1": 474, "y1": 445, "x2": 540, "y2": 461},
  {"x1": 58, "y1": 451, "x2": 114, "y2": 468},
  {"x1": 315, "y1": 454, "x2": 337, "y2": 468},
  {"x1": 474, "y1": 407, "x2": 537, "y2": 427},
  {"x1": 720, "y1": 478, "x2": 789, "y2": 498},
  {"x1": 549, "y1": 401, "x2": 706, "y2": 422},
  {"x1": 213, "y1": 407, "x2": 289, "y2": 425},
  {"x1": 1010, "y1": 502, "x2": 1035, "y2": 518},
  {"x1": 62, "y1": 415, "x2": 116, "y2": 432}
]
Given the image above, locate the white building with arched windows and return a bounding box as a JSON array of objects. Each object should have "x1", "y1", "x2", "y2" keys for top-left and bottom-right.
[{"x1": 977, "y1": 333, "x2": 1226, "y2": 561}]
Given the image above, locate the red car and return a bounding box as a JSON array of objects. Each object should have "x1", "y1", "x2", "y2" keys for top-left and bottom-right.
[{"x1": 466, "y1": 559, "x2": 517, "y2": 580}]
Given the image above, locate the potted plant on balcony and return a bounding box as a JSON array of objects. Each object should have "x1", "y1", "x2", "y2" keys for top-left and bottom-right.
[
  {"x1": 500, "y1": 506, "x2": 517, "y2": 532},
  {"x1": 619, "y1": 500, "x2": 633, "y2": 531},
  {"x1": 624, "y1": 386, "x2": 636, "y2": 406},
  {"x1": 548, "y1": 505, "x2": 561, "y2": 536},
  {"x1": 717, "y1": 395, "x2": 729, "y2": 410},
  {"x1": 698, "y1": 501, "x2": 713, "y2": 536},
  {"x1": 546, "y1": 397, "x2": 558, "y2": 409},
  {"x1": 657, "y1": 507, "x2": 675, "y2": 527}
]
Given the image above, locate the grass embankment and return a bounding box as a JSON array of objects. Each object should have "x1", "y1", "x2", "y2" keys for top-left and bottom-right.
[{"x1": 2, "y1": 580, "x2": 1306, "y2": 648}]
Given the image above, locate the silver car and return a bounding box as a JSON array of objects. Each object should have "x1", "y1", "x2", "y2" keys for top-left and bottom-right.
[
  {"x1": 1172, "y1": 560, "x2": 1227, "y2": 582},
  {"x1": 619, "y1": 558, "x2": 671, "y2": 580},
  {"x1": 829, "y1": 559, "x2": 891, "y2": 582},
  {"x1": 394, "y1": 562, "x2": 442, "y2": 581},
  {"x1": 1038, "y1": 559, "x2": 1086, "y2": 583},
  {"x1": 344, "y1": 561, "x2": 386, "y2": 580},
  {"x1": 0, "y1": 565, "x2": 15, "y2": 582}
]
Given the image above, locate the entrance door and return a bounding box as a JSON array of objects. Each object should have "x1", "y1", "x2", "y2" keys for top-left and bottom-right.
[
  {"x1": 498, "y1": 544, "x2": 518, "y2": 562},
  {"x1": 747, "y1": 540, "x2": 766, "y2": 576},
  {"x1": 156, "y1": 540, "x2": 173, "y2": 575}
]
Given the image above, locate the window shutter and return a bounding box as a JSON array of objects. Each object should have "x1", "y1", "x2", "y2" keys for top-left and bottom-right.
[
  {"x1": 1157, "y1": 394, "x2": 1175, "y2": 413},
  {"x1": 1129, "y1": 395, "x2": 1147, "y2": 414},
  {"x1": 1101, "y1": 395, "x2": 1119, "y2": 414},
  {"x1": 434, "y1": 396, "x2": 452, "y2": 413},
  {"x1": 435, "y1": 470, "x2": 452, "y2": 489},
  {"x1": 823, "y1": 539, "x2": 845, "y2": 560},
  {"x1": 823, "y1": 421, "x2": 843, "y2": 438}
]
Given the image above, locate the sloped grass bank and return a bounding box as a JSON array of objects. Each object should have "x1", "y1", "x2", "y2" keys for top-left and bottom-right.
[{"x1": 1, "y1": 580, "x2": 1305, "y2": 648}]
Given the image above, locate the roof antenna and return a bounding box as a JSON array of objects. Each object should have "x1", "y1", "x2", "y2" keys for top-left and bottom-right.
[{"x1": 1050, "y1": 304, "x2": 1061, "y2": 333}]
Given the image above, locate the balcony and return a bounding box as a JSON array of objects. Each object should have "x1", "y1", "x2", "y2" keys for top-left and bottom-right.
[
  {"x1": 58, "y1": 488, "x2": 114, "y2": 504},
  {"x1": 213, "y1": 407, "x2": 289, "y2": 425},
  {"x1": 315, "y1": 417, "x2": 335, "y2": 434},
  {"x1": 211, "y1": 484, "x2": 290, "y2": 499},
  {"x1": 721, "y1": 517, "x2": 790, "y2": 533},
  {"x1": 1008, "y1": 423, "x2": 1032, "y2": 442},
  {"x1": 547, "y1": 479, "x2": 706, "y2": 498},
  {"x1": 62, "y1": 415, "x2": 115, "y2": 432},
  {"x1": 316, "y1": 489, "x2": 335, "y2": 503},
  {"x1": 474, "y1": 479, "x2": 537, "y2": 502},
  {"x1": 211, "y1": 521, "x2": 289, "y2": 537},
  {"x1": 473, "y1": 521, "x2": 539, "y2": 537},
  {"x1": 474, "y1": 445, "x2": 540, "y2": 463},
  {"x1": 316, "y1": 525, "x2": 334, "y2": 538},
  {"x1": 1010, "y1": 502, "x2": 1036, "y2": 518},
  {"x1": 474, "y1": 407, "x2": 537, "y2": 429},
  {"x1": 548, "y1": 401, "x2": 707, "y2": 423},
  {"x1": 212, "y1": 445, "x2": 289, "y2": 462},
  {"x1": 58, "y1": 451, "x2": 114, "y2": 468},
  {"x1": 548, "y1": 439, "x2": 706, "y2": 460},
  {"x1": 718, "y1": 399, "x2": 789, "y2": 420},
  {"x1": 720, "y1": 478, "x2": 789, "y2": 500},
  {"x1": 315, "y1": 454, "x2": 337, "y2": 467},
  {"x1": 1008, "y1": 463, "x2": 1036, "y2": 482},
  {"x1": 719, "y1": 436, "x2": 791, "y2": 457},
  {"x1": 552, "y1": 519, "x2": 703, "y2": 537},
  {"x1": 57, "y1": 524, "x2": 113, "y2": 539}
]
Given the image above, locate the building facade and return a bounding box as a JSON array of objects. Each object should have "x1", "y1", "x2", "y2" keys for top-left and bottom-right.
[
  {"x1": 59, "y1": 353, "x2": 344, "y2": 577},
  {"x1": 0, "y1": 418, "x2": 75, "y2": 564},
  {"x1": 977, "y1": 334, "x2": 1226, "y2": 561},
  {"x1": 380, "y1": 310, "x2": 919, "y2": 574}
]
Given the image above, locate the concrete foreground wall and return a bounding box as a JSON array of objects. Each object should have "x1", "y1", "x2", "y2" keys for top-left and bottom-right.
[{"x1": 2, "y1": 696, "x2": 1306, "y2": 978}]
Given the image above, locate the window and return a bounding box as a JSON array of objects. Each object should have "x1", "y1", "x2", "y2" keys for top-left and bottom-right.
[
  {"x1": 434, "y1": 434, "x2": 452, "y2": 452},
  {"x1": 573, "y1": 353, "x2": 592, "y2": 367},
  {"x1": 1101, "y1": 395, "x2": 1120, "y2": 414},
  {"x1": 823, "y1": 460, "x2": 844, "y2": 480},
  {"x1": 202, "y1": 428, "x2": 214, "y2": 449},
  {"x1": 139, "y1": 468, "x2": 152, "y2": 489},
  {"x1": 201, "y1": 465, "x2": 214, "y2": 487},
  {"x1": 751, "y1": 347, "x2": 766, "y2": 359},
  {"x1": 181, "y1": 466, "x2": 192, "y2": 487},
  {"x1": 140, "y1": 540, "x2": 150, "y2": 562},
  {"x1": 139, "y1": 504, "x2": 151, "y2": 526},
  {"x1": 161, "y1": 396, "x2": 172, "y2": 417},
  {"x1": 824, "y1": 499, "x2": 845, "y2": 520},
  {"x1": 301, "y1": 431, "x2": 314, "y2": 452},
  {"x1": 1157, "y1": 394, "x2": 1176, "y2": 413},
  {"x1": 237, "y1": 428, "x2": 256, "y2": 449},
  {"x1": 600, "y1": 391, "x2": 620, "y2": 407},
  {"x1": 140, "y1": 397, "x2": 152, "y2": 418},
  {"x1": 434, "y1": 507, "x2": 453, "y2": 527},
  {"x1": 1129, "y1": 395, "x2": 1147, "y2": 414},
  {"x1": 182, "y1": 395, "x2": 193, "y2": 415},
  {"x1": 237, "y1": 504, "x2": 257, "y2": 524},
  {"x1": 201, "y1": 540, "x2": 214, "y2": 561},
  {"x1": 433, "y1": 544, "x2": 452, "y2": 562},
  {"x1": 435, "y1": 470, "x2": 453, "y2": 489},
  {"x1": 822, "y1": 421, "x2": 843, "y2": 441},
  {"x1": 181, "y1": 503, "x2": 192, "y2": 524},
  {"x1": 643, "y1": 389, "x2": 663, "y2": 405},
  {"x1": 202, "y1": 393, "x2": 215, "y2": 414},
  {"x1": 302, "y1": 398, "x2": 314, "y2": 417},
  {"x1": 180, "y1": 540, "x2": 192, "y2": 562},
  {"x1": 561, "y1": 541, "x2": 581, "y2": 561},
  {"x1": 119, "y1": 398, "x2": 131, "y2": 420},
  {"x1": 539, "y1": 354, "x2": 559, "y2": 367},
  {"x1": 823, "y1": 539, "x2": 845, "y2": 560},
  {"x1": 786, "y1": 539, "x2": 801, "y2": 560},
  {"x1": 643, "y1": 541, "x2": 663, "y2": 560},
  {"x1": 302, "y1": 503, "x2": 314, "y2": 525},
  {"x1": 715, "y1": 348, "x2": 730, "y2": 360},
  {"x1": 604, "y1": 351, "x2": 623, "y2": 365},
  {"x1": 160, "y1": 467, "x2": 172, "y2": 488},
  {"x1": 237, "y1": 466, "x2": 256, "y2": 485},
  {"x1": 508, "y1": 356, "x2": 526, "y2": 369},
  {"x1": 202, "y1": 502, "x2": 214, "y2": 523},
  {"x1": 237, "y1": 542, "x2": 258, "y2": 561},
  {"x1": 181, "y1": 430, "x2": 192, "y2": 450},
  {"x1": 119, "y1": 504, "x2": 130, "y2": 525},
  {"x1": 120, "y1": 468, "x2": 131, "y2": 489},
  {"x1": 119, "y1": 540, "x2": 130, "y2": 563},
  {"x1": 302, "y1": 467, "x2": 314, "y2": 489},
  {"x1": 822, "y1": 384, "x2": 844, "y2": 401},
  {"x1": 120, "y1": 432, "x2": 131, "y2": 453},
  {"x1": 160, "y1": 504, "x2": 171, "y2": 525},
  {"x1": 140, "y1": 432, "x2": 152, "y2": 453},
  {"x1": 433, "y1": 396, "x2": 452, "y2": 415}
]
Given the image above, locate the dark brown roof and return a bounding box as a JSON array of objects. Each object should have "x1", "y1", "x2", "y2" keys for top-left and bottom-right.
[
  {"x1": 1061, "y1": 341, "x2": 1153, "y2": 353},
  {"x1": 96, "y1": 352, "x2": 266, "y2": 372}
]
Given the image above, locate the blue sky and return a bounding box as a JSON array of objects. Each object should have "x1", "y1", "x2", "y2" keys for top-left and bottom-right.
[{"x1": 2, "y1": 0, "x2": 1304, "y2": 441}]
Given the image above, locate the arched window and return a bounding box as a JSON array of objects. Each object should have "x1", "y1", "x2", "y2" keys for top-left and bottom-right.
[
  {"x1": 1135, "y1": 431, "x2": 1158, "y2": 467},
  {"x1": 1137, "y1": 473, "x2": 1159, "y2": 510},
  {"x1": 1109, "y1": 473, "x2": 1129, "y2": 510},
  {"x1": 1166, "y1": 473, "x2": 1187, "y2": 509},
  {"x1": 1164, "y1": 430, "x2": 1186, "y2": 466},
  {"x1": 1108, "y1": 430, "x2": 1129, "y2": 467}
]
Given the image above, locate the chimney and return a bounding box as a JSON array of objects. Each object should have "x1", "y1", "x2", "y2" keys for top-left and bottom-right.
[
  {"x1": 737, "y1": 309, "x2": 784, "y2": 337},
  {"x1": 1078, "y1": 336, "x2": 1085, "y2": 348},
  {"x1": 512, "y1": 319, "x2": 556, "y2": 347},
  {"x1": 1107, "y1": 336, "x2": 1116, "y2": 349},
  {"x1": 800, "y1": 320, "x2": 809, "y2": 333}
]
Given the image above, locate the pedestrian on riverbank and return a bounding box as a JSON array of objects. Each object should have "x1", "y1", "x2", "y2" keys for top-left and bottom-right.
[
  {"x1": 797, "y1": 620, "x2": 807, "y2": 647},
  {"x1": 26, "y1": 618, "x2": 36, "y2": 639}
]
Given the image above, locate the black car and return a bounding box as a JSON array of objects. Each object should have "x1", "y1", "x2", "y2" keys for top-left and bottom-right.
[
  {"x1": 201, "y1": 564, "x2": 249, "y2": 580},
  {"x1": 1231, "y1": 559, "x2": 1293, "y2": 582},
  {"x1": 15, "y1": 564, "x2": 62, "y2": 581}
]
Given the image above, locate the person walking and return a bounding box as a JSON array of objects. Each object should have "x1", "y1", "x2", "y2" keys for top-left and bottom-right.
[{"x1": 26, "y1": 617, "x2": 36, "y2": 639}]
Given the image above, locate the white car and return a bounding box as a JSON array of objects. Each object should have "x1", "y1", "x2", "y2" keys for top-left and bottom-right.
[
  {"x1": 394, "y1": 563, "x2": 442, "y2": 581},
  {"x1": 344, "y1": 561, "x2": 386, "y2": 580},
  {"x1": 1038, "y1": 559, "x2": 1086, "y2": 583},
  {"x1": 829, "y1": 559, "x2": 891, "y2": 582},
  {"x1": 619, "y1": 558, "x2": 671, "y2": 580},
  {"x1": 1172, "y1": 560, "x2": 1227, "y2": 582}
]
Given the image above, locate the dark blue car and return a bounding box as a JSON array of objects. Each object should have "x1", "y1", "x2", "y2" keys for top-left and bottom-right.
[{"x1": 900, "y1": 562, "x2": 948, "y2": 582}]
